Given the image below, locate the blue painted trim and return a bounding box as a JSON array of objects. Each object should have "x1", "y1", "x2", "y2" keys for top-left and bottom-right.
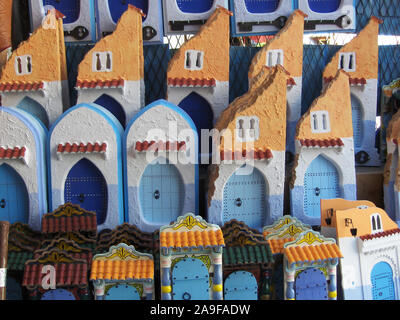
[{"x1": 89, "y1": 0, "x2": 97, "y2": 42}]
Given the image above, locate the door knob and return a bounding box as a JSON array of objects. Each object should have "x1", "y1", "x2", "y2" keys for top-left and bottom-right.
[
  {"x1": 182, "y1": 292, "x2": 191, "y2": 300},
  {"x1": 154, "y1": 190, "x2": 160, "y2": 200},
  {"x1": 0, "y1": 199, "x2": 5, "y2": 208},
  {"x1": 315, "y1": 187, "x2": 321, "y2": 196},
  {"x1": 235, "y1": 198, "x2": 242, "y2": 207}
]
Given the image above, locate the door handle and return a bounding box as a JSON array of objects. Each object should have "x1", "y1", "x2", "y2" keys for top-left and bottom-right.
[
  {"x1": 235, "y1": 198, "x2": 242, "y2": 207},
  {"x1": 154, "y1": 190, "x2": 160, "y2": 200},
  {"x1": 0, "y1": 199, "x2": 5, "y2": 208},
  {"x1": 315, "y1": 188, "x2": 321, "y2": 196},
  {"x1": 182, "y1": 292, "x2": 191, "y2": 300}
]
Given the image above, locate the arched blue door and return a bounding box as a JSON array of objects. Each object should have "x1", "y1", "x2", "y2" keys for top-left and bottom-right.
[
  {"x1": 176, "y1": 0, "x2": 214, "y2": 13},
  {"x1": 64, "y1": 158, "x2": 108, "y2": 225},
  {"x1": 371, "y1": 262, "x2": 395, "y2": 300},
  {"x1": 304, "y1": 156, "x2": 340, "y2": 218},
  {"x1": 307, "y1": 0, "x2": 341, "y2": 13},
  {"x1": 295, "y1": 268, "x2": 327, "y2": 300},
  {"x1": 224, "y1": 271, "x2": 258, "y2": 300},
  {"x1": 94, "y1": 94, "x2": 126, "y2": 127},
  {"x1": 351, "y1": 94, "x2": 363, "y2": 148},
  {"x1": 223, "y1": 167, "x2": 267, "y2": 230},
  {"x1": 16, "y1": 96, "x2": 49, "y2": 128},
  {"x1": 105, "y1": 284, "x2": 141, "y2": 300},
  {"x1": 0, "y1": 164, "x2": 29, "y2": 224},
  {"x1": 172, "y1": 258, "x2": 209, "y2": 300},
  {"x1": 108, "y1": 0, "x2": 148, "y2": 23},
  {"x1": 41, "y1": 289, "x2": 76, "y2": 300},
  {"x1": 244, "y1": 0, "x2": 280, "y2": 14},
  {"x1": 43, "y1": 0, "x2": 80, "y2": 24},
  {"x1": 139, "y1": 161, "x2": 184, "y2": 224}
]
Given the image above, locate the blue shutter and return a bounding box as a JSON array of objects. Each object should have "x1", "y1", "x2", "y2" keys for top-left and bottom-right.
[
  {"x1": 94, "y1": 94, "x2": 126, "y2": 128},
  {"x1": 64, "y1": 158, "x2": 108, "y2": 225},
  {"x1": 371, "y1": 262, "x2": 395, "y2": 300},
  {"x1": 304, "y1": 156, "x2": 340, "y2": 218},
  {"x1": 307, "y1": 0, "x2": 341, "y2": 13},
  {"x1": 176, "y1": 0, "x2": 214, "y2": 13},
  {"x1": 108, "y1": 0, "x2": 148, "y2": 24},
  {"x1": 105, "y1": 284, "x2": 141, "y2": 300},
  {"x1": 172, "y1": 258, "x2": 210, "y2": 300},
  {"x1": 16, "y1": 97, "x2": 49, "y2": 129},
  {"x1": 43, "y1": 0, "x2": 81, "y2": 24},
  {"x1": 41, "y1": 289, "x2": 76, "y2": 300},
  {"x1": 0, "y1": 164, "x2": 29, "y2": 224},
  {"x1": 224, "y1": 271, "x2": 258, "y2": 300},
  {"x1": 244, "y1": 0, "x2": 280, "y2": 14},
  {"x1": 139, "y1": 161, "x2": 184, "y2": 224},
  {"x1": 295, "y1": 268, "x2": 328, "y2": 300},
  {"x1": 351, "y1": 94, "x2": 363, "y2": 148},
  {"x1": 223, "y1": 167, "x2": 267, "y2": 230}
]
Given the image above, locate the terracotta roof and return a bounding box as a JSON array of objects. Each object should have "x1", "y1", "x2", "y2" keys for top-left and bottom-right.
[
  {"x1": 267, "y1": 238, "x2": 295, "y2": 254},
  {"x1": 220, "y1": 149, "x2": 273, "y2": 161},
  {"x1": 90, "y1": 259, "x2": 154, "y2": 281},
  {"x1": 0, "y1": 81, "x2": 44, "y2": 92},
  {"x1": 299, "y1": 138, "x2": 344, "y2": 148},
  {"x1": 75, "y1": 79, "x2": 125, "y2": 90},
  {"x1": 284, "y1": 243, "x2": 343, "y2": 265},
  {"x1": 0, "y1": 146, "x2": 26, "y2": 160},
  {"x1": 324, "y1": 77, "x2": 367, "y2": 86},
  {"x1": 360, "y1": 228, "x2": 400, "y2": 241},
  {"x1": 160, "y1": 230, "x2": 225, "y2": 250},
  {"x1": 167, "y1": 77, "x2": 216, "y2": 88},
  {"x1": 57, "y1": 142, "x2": 107, "y2": 154},
  {"x1": 135, "y1": 141, "x2": 186, "y2": 152}
]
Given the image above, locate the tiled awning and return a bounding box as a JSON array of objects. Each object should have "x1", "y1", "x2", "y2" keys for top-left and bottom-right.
[
  {"x1": 0, "y1": 146, "x2": 27, "y2": 161},
  {"x1": 57, "y1": 142, "x2": 107, "y2": 159},
  {"x1": 299, "y1": 138, "x2": 344, "y2": 149},
  {"x1": 167, "y1": 77, "x2": 216, "y2": 88},
  {"x1": 75, "y1": 79, "x2": 125, "y2": 90},
  {"x1": 0, "y1": 81, "x2": 44, "y2": 92},
  {"x1": 135, "y1": 141, "x2": 186, "y2": 152},
  {"x1": 360, "y1": 228, "x2": 400, "y2": 241},
  {"x1": 267, "y1": 238, "x2": 296, "y2": 255},
  {"x1": 90, "y1": 259, "x2": 154, "y2": 281},
  {"x1": 284, "y1": 243, "x2": 343, "y2": 266},
  {"x1": 160, "y1": 229, "x2": 225, "y2": 251},
  {"x1": 220, "y1": 149, "x2": 273, "y2": 161},
  {"x1": 324, "y1": 77, "x2": 367, "y2": 86}
]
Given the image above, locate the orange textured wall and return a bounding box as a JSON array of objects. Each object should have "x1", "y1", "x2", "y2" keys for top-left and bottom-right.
[
  {"x1": 77, "y1": 5, "x2": 144, "y2": 82},
  {"x1": 296, "y1": 70, "x2": 353, "y2": 140},
  {"x1": 248, "y1": 10, "x2": 306, "y2": 80},
  {"x1": 0, "y1": 0, "x2": 12, "y2": 51},
  {"x1": 323, "y1": 17, "x2": 381, "y2": 80},
  {"x1": 167, "y1": 7, "x2": 231, "y2": 82}
]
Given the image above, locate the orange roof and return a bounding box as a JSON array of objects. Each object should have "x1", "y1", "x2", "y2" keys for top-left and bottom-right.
[
  {"x1": 267, "y1": 238, "x2": 295, "y2": 254},
  {"x1": 284, "y1": 243, "x2": 342, "y2": 266},
  {"x1": 90, "y1": 259, "x2": 154, "y2": 281},
  {"x1": 160, "y1": 229, "x2": 225, "y2": 250}
]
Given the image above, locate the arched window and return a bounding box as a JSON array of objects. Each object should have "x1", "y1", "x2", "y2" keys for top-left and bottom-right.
[{"x1": 371, "y1": 213, "x2": 383, "y2": 233}]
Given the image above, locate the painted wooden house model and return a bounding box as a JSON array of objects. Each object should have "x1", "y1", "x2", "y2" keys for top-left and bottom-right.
[
  {"x1": 208, "y1": 65, "x2": 289, "y2": 230},
  {"x1": 96, "y1": 0, "x2": 164, "y2": 44},
  {"x1": 290, "y1": 70, "x2": 357, "y2": 226},
  {"x1": 124, "y1": 99, "x2": 198, "y2": 233},
  {"x1": 0, "y1": 10, "x2": 69, "y2": 129},
  {"x1": 322, "y1": 17, "x2": 382, "y2": 166},
  {"x1": 159, "y1": 213, "x2": 225, "y2": 300},
  {"x1": 48, "y1": 104, "x2": 125, "y2": 231},
  {"x1": 248, "y1": 10, "x2": 306, "y2": 156},
  {"x1": 75, "y1": 5, "x2": 145, "y2": 128}
]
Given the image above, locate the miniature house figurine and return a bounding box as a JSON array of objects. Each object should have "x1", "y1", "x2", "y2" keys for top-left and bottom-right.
[
  {"x1": 96, "y1": 0, "x2": 163, "y2": 44},
  {"x1": 166, "y1": 7, "x2": 231, "y2": 159},
  {"x1": 208, "y1": 65, "x2": 289, "y2": 230},
  {"x1": 75, "y1": 5, "x2": 145, "y2": 128},
  {"x1": 0, "y1": 107, "x2": 48, "y2": 230},
  {"x1": 48, "y1": 104, "x2": 125, "y2": 231},
  {"x1": 290, "y1": 70, "x2": 357, "y2": 226},
  {"x1": 322, "y1": 17, "x2": 383, "y2": 166},
  {"x1": 159, "y1": 213, "x2": 225, "y2": 300},
  {"x1": 0, "y1": 9, "x2": 69, "y2": 129},
  {"x1": 248, "y1": 10, "x2": 306, "y2": 156},
  {"x1": 124, "y1": 99, "x2": 198, "y2": 233},
  {"x1": 91, "y1": 243, "x2": 154, "y2": 300},
  {"x1": 162, "y1": 0, "x2": 228, "y2": 35},
  {"x1": 28, "y1": 0, "x2": 97, "y2": 42}
]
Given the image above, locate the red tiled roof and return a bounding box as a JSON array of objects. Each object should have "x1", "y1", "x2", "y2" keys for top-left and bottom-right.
[
  {"x1": 0, "y1": 147, "x2": 26, "y2": 160},
  {"x1": 0, "y1": 81, "x2": 44, "y2": 92},
  {"x1": 287, "y1": 78, "x2": 296, "y2": 86},
  {"x1": 299, "y1": 138, "x2": 344, "y2": 148},
  {"x1": 360, "y1": 228, "x2": 400, "y2": 241},
  {"x1": 324, "y1": 77, "x2": 367, "y2": 86},
  {"x1": 167, "y1": 77, "x2": 217, "y2": 88},
  {"x1": 220, "y1": 149, "x2": 273, "y2": 161},
  {"x1": 135, "y1": 141, "x2": 186, "y2": 152},
  {"x1": 57, "y1": 142, "x2": 107, "y2": 154},
  {"x1": 284, "y1": 243, "x2": 343, "y2": 265},
  {"x1": 75, "y1": 79, "x2": 125, "y2": 90}
]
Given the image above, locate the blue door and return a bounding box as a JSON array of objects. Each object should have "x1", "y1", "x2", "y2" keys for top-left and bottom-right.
[
  {"x1": 105, "y1": 284, "x2": 141, "y2": 300},
  {"x1": 108, "y1": 0, "x2": 148, "y2": 23},
  {"x1": 244, "y1": 0, "x2": 280, "y2": 14},
  {"x1": 351, "y1": 95, "x2": 363, "y2": 148},
  {"x1": 41, "y1": 289, "x2": 76, "y2": 300},
  {"x1": 64, "y1": 158, "x2": 108, "y2": 225},
  {"x1": 295, "y1": 268, "x2": 327, "y2": 300},
  {"x1": 224, "y1": 271, "x2": 258, "y2": 300},
  {"x1": 139, "y1": 161, "x2": 184, "y2": 224},
  {"x1": 0, "y1": 164, "x2": 29, "y2": 224},
  {"x1": 94, "y1": 94, "x2": 126, "y2": 127},
  {"x1": 176, "y1": 0, "x2": 214, "y2": 13},
  {"x1": 304, "y1": 156, "x2": 340, "y2": 218},
  {"x1": 371, "y1": 262, "x2": 395, "y2": 300},
  {"x1": 223, "y1": 167, "x2": 267, "y2": 230},
  {"x1": 172, "y1": 258, "x2": 209, "y2": 300},
  {"x1": 43, "y1": 0, "x2": 80, "y2": 24},
  {"x1": 17, "y1": 97, "x2": 49, "y2": 128},
  {"x1": 307, "y1": 0, "x2": 341, "y2": 13}
]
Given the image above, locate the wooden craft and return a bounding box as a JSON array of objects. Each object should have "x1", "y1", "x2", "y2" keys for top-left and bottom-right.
[{"x1": 0, "y1": 221, "x2": 10, "y2": 300}]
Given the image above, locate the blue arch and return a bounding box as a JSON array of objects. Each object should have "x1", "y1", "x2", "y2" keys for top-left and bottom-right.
[
  {"x1": 244, "y1": 0, "x2": 280, "y2": 14},
  {"x1": 307, "y1": 0, "x2": 341, "y2": 13},
  {"x1": 371, "y1": 262, "x2": 395, "y2": 300},
  {"x1": 93, "y1": 94, "x2": 126, "y2": 127},
  {"x1": 16, "y1": 96, "x2": 49, "y2": 129},
  {"x1": 108, "y1": 0, "x2": 148, "y2": 23},
  {"x1": 351, "y1": 94, "x2": 363, "y2": 148}
]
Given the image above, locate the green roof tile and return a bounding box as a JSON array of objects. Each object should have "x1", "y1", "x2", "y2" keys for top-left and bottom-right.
[{"x1": 223, "y1": 245, "x2": 274, "y2": 266}]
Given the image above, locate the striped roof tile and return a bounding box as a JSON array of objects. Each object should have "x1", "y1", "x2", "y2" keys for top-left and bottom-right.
[
  {"x1": 75, "y1": 79, "x2": 125, "y2": 90},
  {"x1": 220, "y1": 149, "x2": 273, "y2": 161},
  {"x1": 167, "y1": 77, "x2": 217, "y2": 88},
  {"x1": 0, "y1": 81, "x2": 44, "y2": 92},
  {"x1": 360, "y1": 228, "x2": 400, "y2": 241},
  {"x1": 299, "y1": 138, "x2": 344, "y2": 148},
  {"x1": 90, "y1": 259, "x2": 154, "y2": 281},
  {"x1": 324, "y1": 76, "x2": 367, "y2": 86},
  {"x1": 284, "y1": 243, "x2": 343, "y2": 265},
  {"x1": 135, "y1": 141, "x2": 186, "y2": 152},
  {"x1": 267, "y1": 238, "x2": 295, "y2": 254},
  {"x1": 160, "y1": 229, "x2": 225, "y2": 250},
  {"x1": 0, "y1": 146, "x2": 26, "y2": 160},
  {"x1": 57, "y1": 142, "x2": 107, "y2": 154}
]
